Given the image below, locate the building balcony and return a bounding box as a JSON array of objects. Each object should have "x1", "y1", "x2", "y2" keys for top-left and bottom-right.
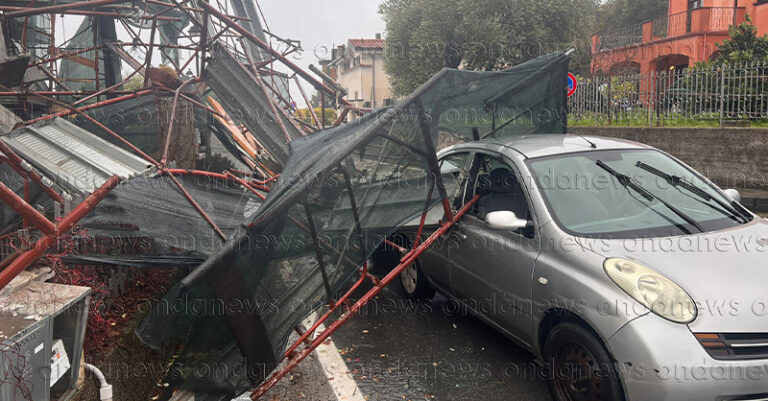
[{"x1": 593, "y1": 7, "x2": 746, "y2": 53}]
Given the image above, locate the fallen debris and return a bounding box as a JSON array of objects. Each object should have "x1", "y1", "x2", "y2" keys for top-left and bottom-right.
[
  {"x1": 0, "y1": 2, "x2": 571, "y2": 400},
  {"x1": 138, "y1": 52, "x2": 571, "y2": 400}
]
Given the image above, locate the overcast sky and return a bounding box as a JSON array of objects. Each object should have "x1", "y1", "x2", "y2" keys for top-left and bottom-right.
[{"x1": 258, "y1": 1, "x2": 385, "y2": 70}]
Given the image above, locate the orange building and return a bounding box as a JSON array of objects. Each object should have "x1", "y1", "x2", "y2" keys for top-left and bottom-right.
[{"x1": 592, "y1": 0, "x2": 768, "y2": 75}]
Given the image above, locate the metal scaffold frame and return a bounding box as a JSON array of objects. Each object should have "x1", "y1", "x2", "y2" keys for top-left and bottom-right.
[
  {"x1": 0, "y1": 1, "x2": 432, "y2": 398},
  {"x1": 0, "y1": 0, "x2": 351, "y2": 123},
  {"x1": 0, "y1": 0, "x2": 345, "y2": 290}
]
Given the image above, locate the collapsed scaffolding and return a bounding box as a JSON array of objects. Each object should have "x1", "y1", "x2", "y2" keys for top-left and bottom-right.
[
  {"x1": 0, "y1": 1, "x2": 572, "y2": 399},
  {"x1": 0, "y1": 0, "x2": 357, "y2": 269}
]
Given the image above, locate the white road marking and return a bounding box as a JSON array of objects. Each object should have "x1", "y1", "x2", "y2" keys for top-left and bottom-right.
[
  {"x1": 233, "y1": 314, "x2": 365, "y2": 401},
  {"x1": 305, "y1": 314, "x2": 366, "y2": 401}
]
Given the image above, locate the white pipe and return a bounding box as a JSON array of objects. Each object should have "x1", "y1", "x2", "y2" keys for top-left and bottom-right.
[{"x1": 84, "y1": 363, "x2": 113, "y2": 401}]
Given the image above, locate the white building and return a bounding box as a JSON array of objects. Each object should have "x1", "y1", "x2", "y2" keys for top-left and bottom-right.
[{"x1": 322, "y1": 34, "x2": 393, "y2": 110}]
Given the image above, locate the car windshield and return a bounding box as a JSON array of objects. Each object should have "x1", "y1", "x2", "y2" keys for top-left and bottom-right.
[{"x1": 526, "y1": 149, "x2": 751, "y2": 238}]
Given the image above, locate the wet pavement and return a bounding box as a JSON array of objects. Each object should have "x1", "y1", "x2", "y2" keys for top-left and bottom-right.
[
  {"x1": 240, "y1": 252, "x2": 552, "y2": 401},
  {"x1": 325, "y1": 254, "x2": 552, "y2": 401},
  {"x1": 235, "y1": 332, "x2": 339, "y2": 401},
  {"x1": 254, "y1": 353, "x2": 339, "y2": 401}
]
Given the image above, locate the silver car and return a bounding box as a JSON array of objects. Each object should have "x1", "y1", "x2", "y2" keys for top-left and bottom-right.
[{"x1": 396, "y1": 134, "x2": 768, "y2": 401}]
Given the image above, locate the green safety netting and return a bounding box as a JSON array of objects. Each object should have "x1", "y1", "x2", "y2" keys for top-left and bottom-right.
[
  {"x1": 58, "y1": 17, "x2": 121, "y2": 95},
  {"x1": 136, "y1": 51, "x2": 570, "y2": 400}
]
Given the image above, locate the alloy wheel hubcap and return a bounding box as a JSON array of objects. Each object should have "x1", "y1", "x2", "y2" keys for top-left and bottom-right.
[{"x1": 400, "y1": 263, "x2": 418, "y2": 294}]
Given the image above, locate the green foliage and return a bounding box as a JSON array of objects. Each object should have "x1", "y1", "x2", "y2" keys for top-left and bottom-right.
[
  {"x1": 598, "y1": 0, "x2": 667, "y2": 29},
  {"x1": 681, "y1": 20, "x2": 768, "y2": 117},
  {"x1": 569, "y1": 112, "x2": 768, "y2": 128},
  {"x1": 379, "y1": 0, "x2": 599, "y2": 97},
  {"x1": 379, "y1": 0, "x2": 462, "y2": 97},
  {"x1": 569, "y1": 110, "x2": 651, "y2": 127},
  {"x1": 296, "y1": 107, "x2": 338, "y2": 126},
  {"x1": 123, "y1": 74, "x2": 145, "y2": 91},
  {"x1": 713, "y1": 16, "x2": 768, "y2": 64},
  {"x1": 607, "y1": 76, "x2": 635, "y2": 104}
]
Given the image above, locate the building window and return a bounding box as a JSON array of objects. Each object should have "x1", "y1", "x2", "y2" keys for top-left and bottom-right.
[{"x1": 688, "y1": 0, "x2": 702, "y2": 10}]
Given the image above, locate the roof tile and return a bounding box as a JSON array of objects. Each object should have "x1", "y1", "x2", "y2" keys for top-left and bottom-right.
[{"x1": 348, "y1": 39, "x2": 384, "y2": 49}]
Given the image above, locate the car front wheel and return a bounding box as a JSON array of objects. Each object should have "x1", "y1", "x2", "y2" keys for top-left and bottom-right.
[{"x1": 543, "y1": 322, "x2": 625, "y2": 401}]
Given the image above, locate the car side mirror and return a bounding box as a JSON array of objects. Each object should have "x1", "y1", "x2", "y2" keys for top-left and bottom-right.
[
  {"x1": 485, "y1": 211, "x2": 527, "y2": 231},
  {"x1": 723, "y1": 188, "x2": 741, "y2": 203}
]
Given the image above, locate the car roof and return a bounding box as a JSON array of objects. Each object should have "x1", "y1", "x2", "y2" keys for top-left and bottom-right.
[{"x1": 447, "y1": 134, "x2": 653, "y2": 159}]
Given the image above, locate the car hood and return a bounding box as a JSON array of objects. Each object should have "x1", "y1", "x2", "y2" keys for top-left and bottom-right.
[{"x1": 585, "y1": 218, "x2": 768, "y2": 333}]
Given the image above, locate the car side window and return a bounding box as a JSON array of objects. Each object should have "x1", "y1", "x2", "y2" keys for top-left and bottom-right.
[
  {"x1": 439, "y1": 152, "x2": 471, "y2": 211},
  {"x1": 466, "y1": 153, "x2": 531, "y2": 223}
]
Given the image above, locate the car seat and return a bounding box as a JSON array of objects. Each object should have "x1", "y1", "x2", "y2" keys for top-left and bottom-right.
[{"x1": 477, "y1": 168, "x2": 529, "y2": 220}]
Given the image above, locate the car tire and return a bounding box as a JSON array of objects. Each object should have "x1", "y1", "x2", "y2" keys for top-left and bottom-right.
[
  {"x1": 391, "y1": 234, "x2": 435, "y2": 300},
  {"x1": 399, "y1": 257, "x2": 435, "y2": 299},
  {"x1": 543, "y1": 322, "x2": 625, "y2": 401}
]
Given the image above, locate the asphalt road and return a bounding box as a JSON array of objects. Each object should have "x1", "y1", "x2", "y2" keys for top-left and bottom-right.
[
  {"x1": 325, "y1": 253, "x2": 552, "y2": 401},
  {"x1": 240, "y1": 252, "x2": 552, "y2": 401}
]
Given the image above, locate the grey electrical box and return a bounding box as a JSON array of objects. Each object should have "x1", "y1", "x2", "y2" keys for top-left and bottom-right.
[{"x1": 0, "y1": 281, "x2": 90, "y2": 401}]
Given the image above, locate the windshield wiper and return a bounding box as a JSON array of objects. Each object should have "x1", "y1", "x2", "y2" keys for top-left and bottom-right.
[
  {"x1": 596, "y1": 160, "x2": 704, "y2": 233},
  {"x1": 635, "y1": 161, "x2": 749, "y2": 224}
]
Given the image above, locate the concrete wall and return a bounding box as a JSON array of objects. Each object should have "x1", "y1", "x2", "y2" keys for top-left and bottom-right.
[
  {"x1": 569, "y1": 126, "x2": 768, "y2": 211},
  {"x1": 370, "y1": 53, "x2": 392, "y2": 107}
]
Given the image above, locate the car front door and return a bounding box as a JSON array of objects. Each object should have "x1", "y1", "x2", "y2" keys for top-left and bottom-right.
[
  {"x1": 448, "y1": 151, "x2": 540, "y2": 346},
  {"x1": 416, "y1": 151, "x2": 472, "y2": 294}
]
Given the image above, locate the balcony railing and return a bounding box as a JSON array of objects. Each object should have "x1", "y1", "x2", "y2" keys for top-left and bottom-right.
[
  {"x1": 597, "y1": 24, "x2": 643, "y2": 50},
  {"x1": 597, "y1": 7, "x2": 745, "y2": 51}
]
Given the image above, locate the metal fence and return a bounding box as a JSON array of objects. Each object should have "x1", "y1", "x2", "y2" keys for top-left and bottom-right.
[
  {"x1": 597, "y1": 24, "x2": 643, "y2": 51},
  {"x1": 568, "y1": 60, "x2": 768, "y2": 127},
  {"x1": 597, "y1": 7, "x2": 741, "y2": 51}
]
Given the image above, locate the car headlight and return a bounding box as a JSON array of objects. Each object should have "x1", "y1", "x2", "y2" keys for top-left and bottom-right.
[{"x1": 604, "y1": 258, "x2": 696, "y2": 324}]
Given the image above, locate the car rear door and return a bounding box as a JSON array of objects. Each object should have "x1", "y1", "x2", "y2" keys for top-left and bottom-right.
[{"x1": 448, "y1": 150, "x2": 540, "y2": 347}]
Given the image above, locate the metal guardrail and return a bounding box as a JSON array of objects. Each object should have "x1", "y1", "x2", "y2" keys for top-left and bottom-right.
[{"x1": 569, "y1": 61, "x2": 768, "y2": 127}]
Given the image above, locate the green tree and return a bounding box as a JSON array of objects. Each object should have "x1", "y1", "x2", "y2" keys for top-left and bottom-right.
[
  {"x1": 380, "y1": 0, "x2": 599, "y2": 97},
  {"x1": 380, "y1": 0, "x2": 463, "y2": 96},
  {"x1": 684, "y1": 17, "x2": 768, "y2": 117},
  {"x1": 598, "y1": 0, "x2": 668, "y2": 30},
  {"x1": 713, "y1": 16, "x2": 768, "y2": 64}
]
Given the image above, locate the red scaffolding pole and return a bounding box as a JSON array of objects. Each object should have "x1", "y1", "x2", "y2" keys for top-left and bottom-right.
[
  {"x1": 0, "y1": 181, "x2": 56, "y2": 236},
  {"x1": 0, "y1": 176, "x2": 122, "y2": 291},
  {"x1": 249, "y1": 195, "x2": 479, "y2": 399},
  {"x1": 4, "y1": 0, "x2": 132, "y2": 18},
  {"x1": 0, "y1": 139, "x2": 65, "y2": 205}
]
